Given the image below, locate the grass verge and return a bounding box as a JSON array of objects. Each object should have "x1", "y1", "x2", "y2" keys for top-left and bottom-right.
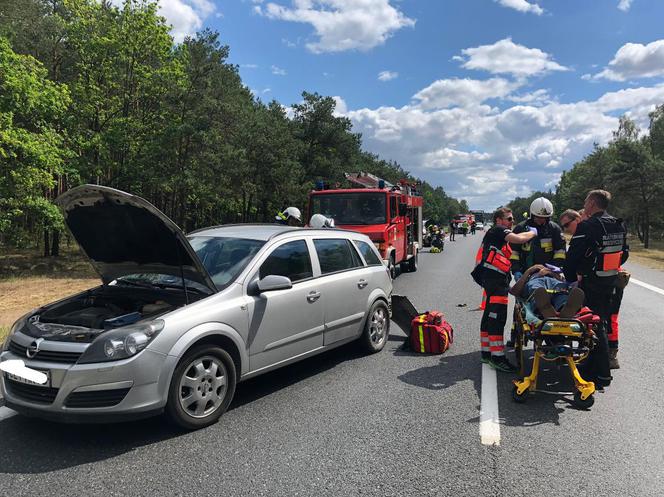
[
  {"x1": 628, "y1": 239, "x2": 664, "y2": 271},
  {"x1": 0, "y1": 277, "x2": 100, "y2": 330}
]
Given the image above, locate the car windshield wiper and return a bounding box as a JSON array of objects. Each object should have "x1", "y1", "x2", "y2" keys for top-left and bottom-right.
[
  {"x1": 114, "y1": 278, "x2": 154, "y2": 289},
  {"x1": 152, "y1": 283, "x2": 209, "y2": 295}
]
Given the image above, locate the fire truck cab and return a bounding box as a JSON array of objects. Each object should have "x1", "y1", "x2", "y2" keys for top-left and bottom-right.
[{"x1": 308, "y1": 172, "x2": 423, "y2": 279}]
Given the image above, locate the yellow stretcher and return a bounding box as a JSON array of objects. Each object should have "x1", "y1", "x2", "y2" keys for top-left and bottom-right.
[{"x1": 511, "y1": 299, "x2": 599, "y2": 409}]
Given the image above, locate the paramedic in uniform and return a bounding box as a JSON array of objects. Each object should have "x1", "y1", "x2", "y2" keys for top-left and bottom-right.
[
  {"x1": 474, "y1": 207, "x2": 536, "y2": 372},
  {"x1": 563, "y1": 190, "x2": 629, "y2": 388}
]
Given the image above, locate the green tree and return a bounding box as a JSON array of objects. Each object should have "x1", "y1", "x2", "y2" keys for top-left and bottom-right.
[{"x1": 0, "y1": 37, "x2": 71, "y2": 250}]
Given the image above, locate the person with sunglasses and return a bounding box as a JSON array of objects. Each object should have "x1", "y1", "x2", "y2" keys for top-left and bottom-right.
[
  {"x1": 559, "y1": 209, "x2": 581, "y2": 235},
  {"x1": 471, "y1": 207, "x2": 537, "y2": 372}
]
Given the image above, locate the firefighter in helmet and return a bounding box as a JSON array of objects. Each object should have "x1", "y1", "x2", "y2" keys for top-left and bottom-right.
[
  {"x1": 275, "y1": 207, "x2": 302, "y2": 226},
  {"x1": 510, "y1": 197, "x2": 566, "y2": 282}
]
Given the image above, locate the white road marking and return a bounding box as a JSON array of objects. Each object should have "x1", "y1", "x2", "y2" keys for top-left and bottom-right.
[
  {"x1": 631, "y1": 278, "x2": 664, "y2": 297},
  {"x1": 479, "y1": 363, "x2": 501, "y2": 446},
  {"x1": 0, "y1": 406, "x2": 17, "y2": 421}
]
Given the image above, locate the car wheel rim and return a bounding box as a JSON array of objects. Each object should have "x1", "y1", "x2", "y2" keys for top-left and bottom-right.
[
  {"x1": 178, "y1": 355, "x2": 228, "y2": 419},
  {"x1": 370, "y1": 307, "x2": 387, "y2": 344}
]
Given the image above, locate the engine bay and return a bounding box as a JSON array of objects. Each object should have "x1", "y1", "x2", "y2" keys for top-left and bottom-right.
[{"x1": 24, "y1": 286, "x2": 194, "y2": 342}]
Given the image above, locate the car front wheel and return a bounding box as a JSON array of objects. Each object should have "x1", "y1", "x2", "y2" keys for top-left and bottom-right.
[{"x1": 166, "y1": 345, "x2": 237, "y2": 430}]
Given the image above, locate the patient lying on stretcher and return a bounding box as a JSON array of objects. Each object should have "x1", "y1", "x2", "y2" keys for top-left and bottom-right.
[{"x1": 510, "y1": 264, "x2": 585, "y2": 319}]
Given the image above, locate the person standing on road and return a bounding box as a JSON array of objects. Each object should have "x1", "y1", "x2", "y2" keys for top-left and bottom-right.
[
  {"x1": 449, "y1": 220, "x2": 456, "y2": 241},
  {"x1": 471, "y1": 207, "x2": 537, "y2": 372},
  {"x1": 462, "y1": 220, "x2": 469, "y2": 237},
  {"x1": 471, "y1": 221, "x2": 477, "y2": 235},
  {"x1": 510, "y1": 197, "x2": 567, "y2": 280},
  {"x1": 563, "y1": 190, "x2": 629, "y2": 387}
]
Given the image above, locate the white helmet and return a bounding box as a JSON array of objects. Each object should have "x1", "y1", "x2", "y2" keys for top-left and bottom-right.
[
  {"x1": 530, "y1": 197, "x2": 554, "y2": 218},
  {"x1": 276, "y1": 206, "x2": 302, "y2": 222},
  {"x1": 309, "y1": 213, "x2": 335, "y2": 228}
]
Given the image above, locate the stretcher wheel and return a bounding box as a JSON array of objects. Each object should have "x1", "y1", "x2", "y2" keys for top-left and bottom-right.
[
  {"x1": 573, "y1": 391, "x2": 595, "y2": 409},
  {"x1": 511, "y1": 384, "x2": 528, "y2": 404}
]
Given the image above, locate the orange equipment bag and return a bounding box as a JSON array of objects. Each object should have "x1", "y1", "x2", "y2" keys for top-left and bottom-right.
[{"x1": 410, "y1": 312, "x2": 454, "y2": 354}]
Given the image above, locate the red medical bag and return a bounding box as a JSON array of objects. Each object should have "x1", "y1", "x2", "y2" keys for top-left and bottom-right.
[{"x1": 410, "y1": 311, "x2": 454, "y2": 354}]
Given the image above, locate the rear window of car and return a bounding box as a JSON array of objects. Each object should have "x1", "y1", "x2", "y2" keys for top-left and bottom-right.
[
  {"x1": 354, "y1": 240, "x2": 383, "y2": 266},
  {"x1": 314, "y1": 239, "x2": 363, "y2": 274},
  {"x1": 260, "y1": 240, "x2": 313, "y2": 282}
]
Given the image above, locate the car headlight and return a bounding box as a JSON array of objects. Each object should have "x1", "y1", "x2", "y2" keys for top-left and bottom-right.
[
  {"x1": 77, "y1": 320, "x2": 165, "y2": 364},
  {"x1": 2, "y1": 313, "x2": 30, "y2": 351}
]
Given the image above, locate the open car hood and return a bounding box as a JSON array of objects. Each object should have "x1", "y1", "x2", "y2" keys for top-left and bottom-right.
[{"x1": 56, "y1": 185, "x2": 217, "y2": 294}]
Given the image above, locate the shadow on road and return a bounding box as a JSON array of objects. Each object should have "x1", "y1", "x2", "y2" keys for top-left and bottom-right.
[
  {"x1": 0, "y1": 342, "x2": 365, "y2": 475},
  {"x1": 397, "y1": 348, "x2": 588, "y2": 428}
]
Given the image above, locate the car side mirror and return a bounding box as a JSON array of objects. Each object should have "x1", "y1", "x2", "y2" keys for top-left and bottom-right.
[{"x1": 250, "y1": 275, "x2": 293, "y2": 294}]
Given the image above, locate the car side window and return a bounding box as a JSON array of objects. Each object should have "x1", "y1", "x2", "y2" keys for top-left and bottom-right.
[
  {"x1": 259, "y1": 240, "x2": 313, "y2": 282},
  {"x1": 347, "y1": 240, "x2": 365, "y2": 267},
  {"x1": 354, "y1": 240, "x2": 382, "y2": 266},
  {"x1": 314, "y1": 239, "x2": 362, "y2": 274}
]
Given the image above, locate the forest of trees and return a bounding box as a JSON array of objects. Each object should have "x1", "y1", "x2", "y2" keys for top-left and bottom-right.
[
  {"x1": 0, "y1": 0, "x2": 468, "y2": 256},
  {"x1": 507, "y1": 110, "x2": 664, "y2": 248}
]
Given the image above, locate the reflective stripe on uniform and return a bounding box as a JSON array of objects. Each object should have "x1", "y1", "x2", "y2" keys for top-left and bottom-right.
[
  {"x1": 488, "y1": 295, "x2": 509, "y2": 305},
  {"x1": 553, "y1": 249, "x2": 566, "y2": 260},
  {"x1": 481, "y1": 331, "x2": 490, "y2": 352},
  {"x1": 489, "y1": 335, "x2": 505, "y2": 356},
  {"x1": 540, "y1": 237, "x2": 553, "y2": 252}
]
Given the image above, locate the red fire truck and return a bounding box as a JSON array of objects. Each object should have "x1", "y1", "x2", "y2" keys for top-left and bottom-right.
[{"x1": 308, "y1": 172, "x2": 423, "y2": 278}]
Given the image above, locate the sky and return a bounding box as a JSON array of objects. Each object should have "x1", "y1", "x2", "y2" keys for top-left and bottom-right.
[{"x1": 153, "y1": 0, "x2": 664, "y2": 210}]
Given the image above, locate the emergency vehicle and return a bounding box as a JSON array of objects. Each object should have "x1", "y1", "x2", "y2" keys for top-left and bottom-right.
[{"x1": 308, "y1": 172, "x2": 424, "y2": 278}]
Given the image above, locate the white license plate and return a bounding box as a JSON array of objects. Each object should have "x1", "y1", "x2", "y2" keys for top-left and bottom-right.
[{"x1": 5, "y1": 370, "x2": 51, "y2": 388}]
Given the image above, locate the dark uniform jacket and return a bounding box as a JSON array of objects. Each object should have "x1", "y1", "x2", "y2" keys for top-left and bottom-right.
[
  {"x1": 510, "y1": 219, "x2": 566, "y2": 276},
  {"x1": 563, "y1": 211, "x2": 629, "y2": 286}
]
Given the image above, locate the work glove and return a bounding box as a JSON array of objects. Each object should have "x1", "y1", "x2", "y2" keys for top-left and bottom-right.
[{"x1": 528, "y1": 226, "x2": 538, "y2": 235}]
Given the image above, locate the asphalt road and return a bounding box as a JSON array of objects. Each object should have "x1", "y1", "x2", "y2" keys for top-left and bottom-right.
[{"x1": 1, "y1": 234, "x2": 663, "y2": 496}]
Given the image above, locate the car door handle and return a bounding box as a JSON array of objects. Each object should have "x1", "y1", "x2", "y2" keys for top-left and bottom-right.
[
  {"x1": 357, "y1": 279, "x2": 368, "y2": 289},
  {"x1": 307, "y1": 291, "x2": 321, "y2": 303}
]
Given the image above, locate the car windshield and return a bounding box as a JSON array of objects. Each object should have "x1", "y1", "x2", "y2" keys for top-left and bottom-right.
[
  {"x1": 187, "y1": 236, "x2": 265, "y2": 290},
  {"x1": 311, "y1": 193, "x2": 387, "y2": 225}
]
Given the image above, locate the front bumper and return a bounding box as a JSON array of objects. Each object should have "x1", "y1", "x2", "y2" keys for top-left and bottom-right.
[{"x1": 0, "y1": 333, "x2": 177, "y2": 423}]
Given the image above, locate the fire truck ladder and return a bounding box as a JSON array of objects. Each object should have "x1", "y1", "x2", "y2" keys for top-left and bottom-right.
[{"x1": 344, "y1": 172, "x2": 394, "y2": 189}]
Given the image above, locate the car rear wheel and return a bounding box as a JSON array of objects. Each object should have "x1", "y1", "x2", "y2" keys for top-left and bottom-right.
[
  {"x1": 361, "y1": 301, "x2": 390, "y2": 353},
  {"x1": 166, "y1": 345, "x2": 236, "y2": 430}
]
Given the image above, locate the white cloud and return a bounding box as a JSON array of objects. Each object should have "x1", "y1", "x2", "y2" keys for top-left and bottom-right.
[
  {"x1": 412, "y1": 78, "x2": 522, "y2": 109},
  {"x1": 241, "y1": 63, "x2": 259, "y2": 69},
  {"x1": 340, "y1": 83, "x2": 664, "y2": 209},
  {"x1": 378, "y1": 70, "x2": 399, "y2": 82},
  {"x1": 271, "y1": 65, "x2": 287, "y2": 75},
  {"x1": 332, "y1": 96, "x2": 348, "y2": 116},
  {"x1": 507, "y1": 89, "x2": 553, "y2": 105},
  {"x1": 256, "y1": 0, "x2": 415, "y2": 53},
  {"x1": 156, "y1": 0, "x2": 216, "y2": 42},
  {"x1": 592, "y1": 40, "x2": 664, "y2": 81},
  {"x1": 618, "y1": 0, "x2": 633, "y2": 12},
  {"x1": 458, "y1": 38, "x2": 569, "y2": 78},
  {"x1": 495, "y1": 0, "x2": 544, "y2": 15}
]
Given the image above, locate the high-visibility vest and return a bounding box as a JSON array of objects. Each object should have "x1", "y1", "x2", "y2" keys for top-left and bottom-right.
[{"x1": 475, "y1": 243, "x2": 512, "y2": 275}]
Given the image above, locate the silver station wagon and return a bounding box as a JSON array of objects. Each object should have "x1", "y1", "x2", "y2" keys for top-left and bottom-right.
[{"x1": 0, "y1": 185, "x2": 392, "y2": 429}]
